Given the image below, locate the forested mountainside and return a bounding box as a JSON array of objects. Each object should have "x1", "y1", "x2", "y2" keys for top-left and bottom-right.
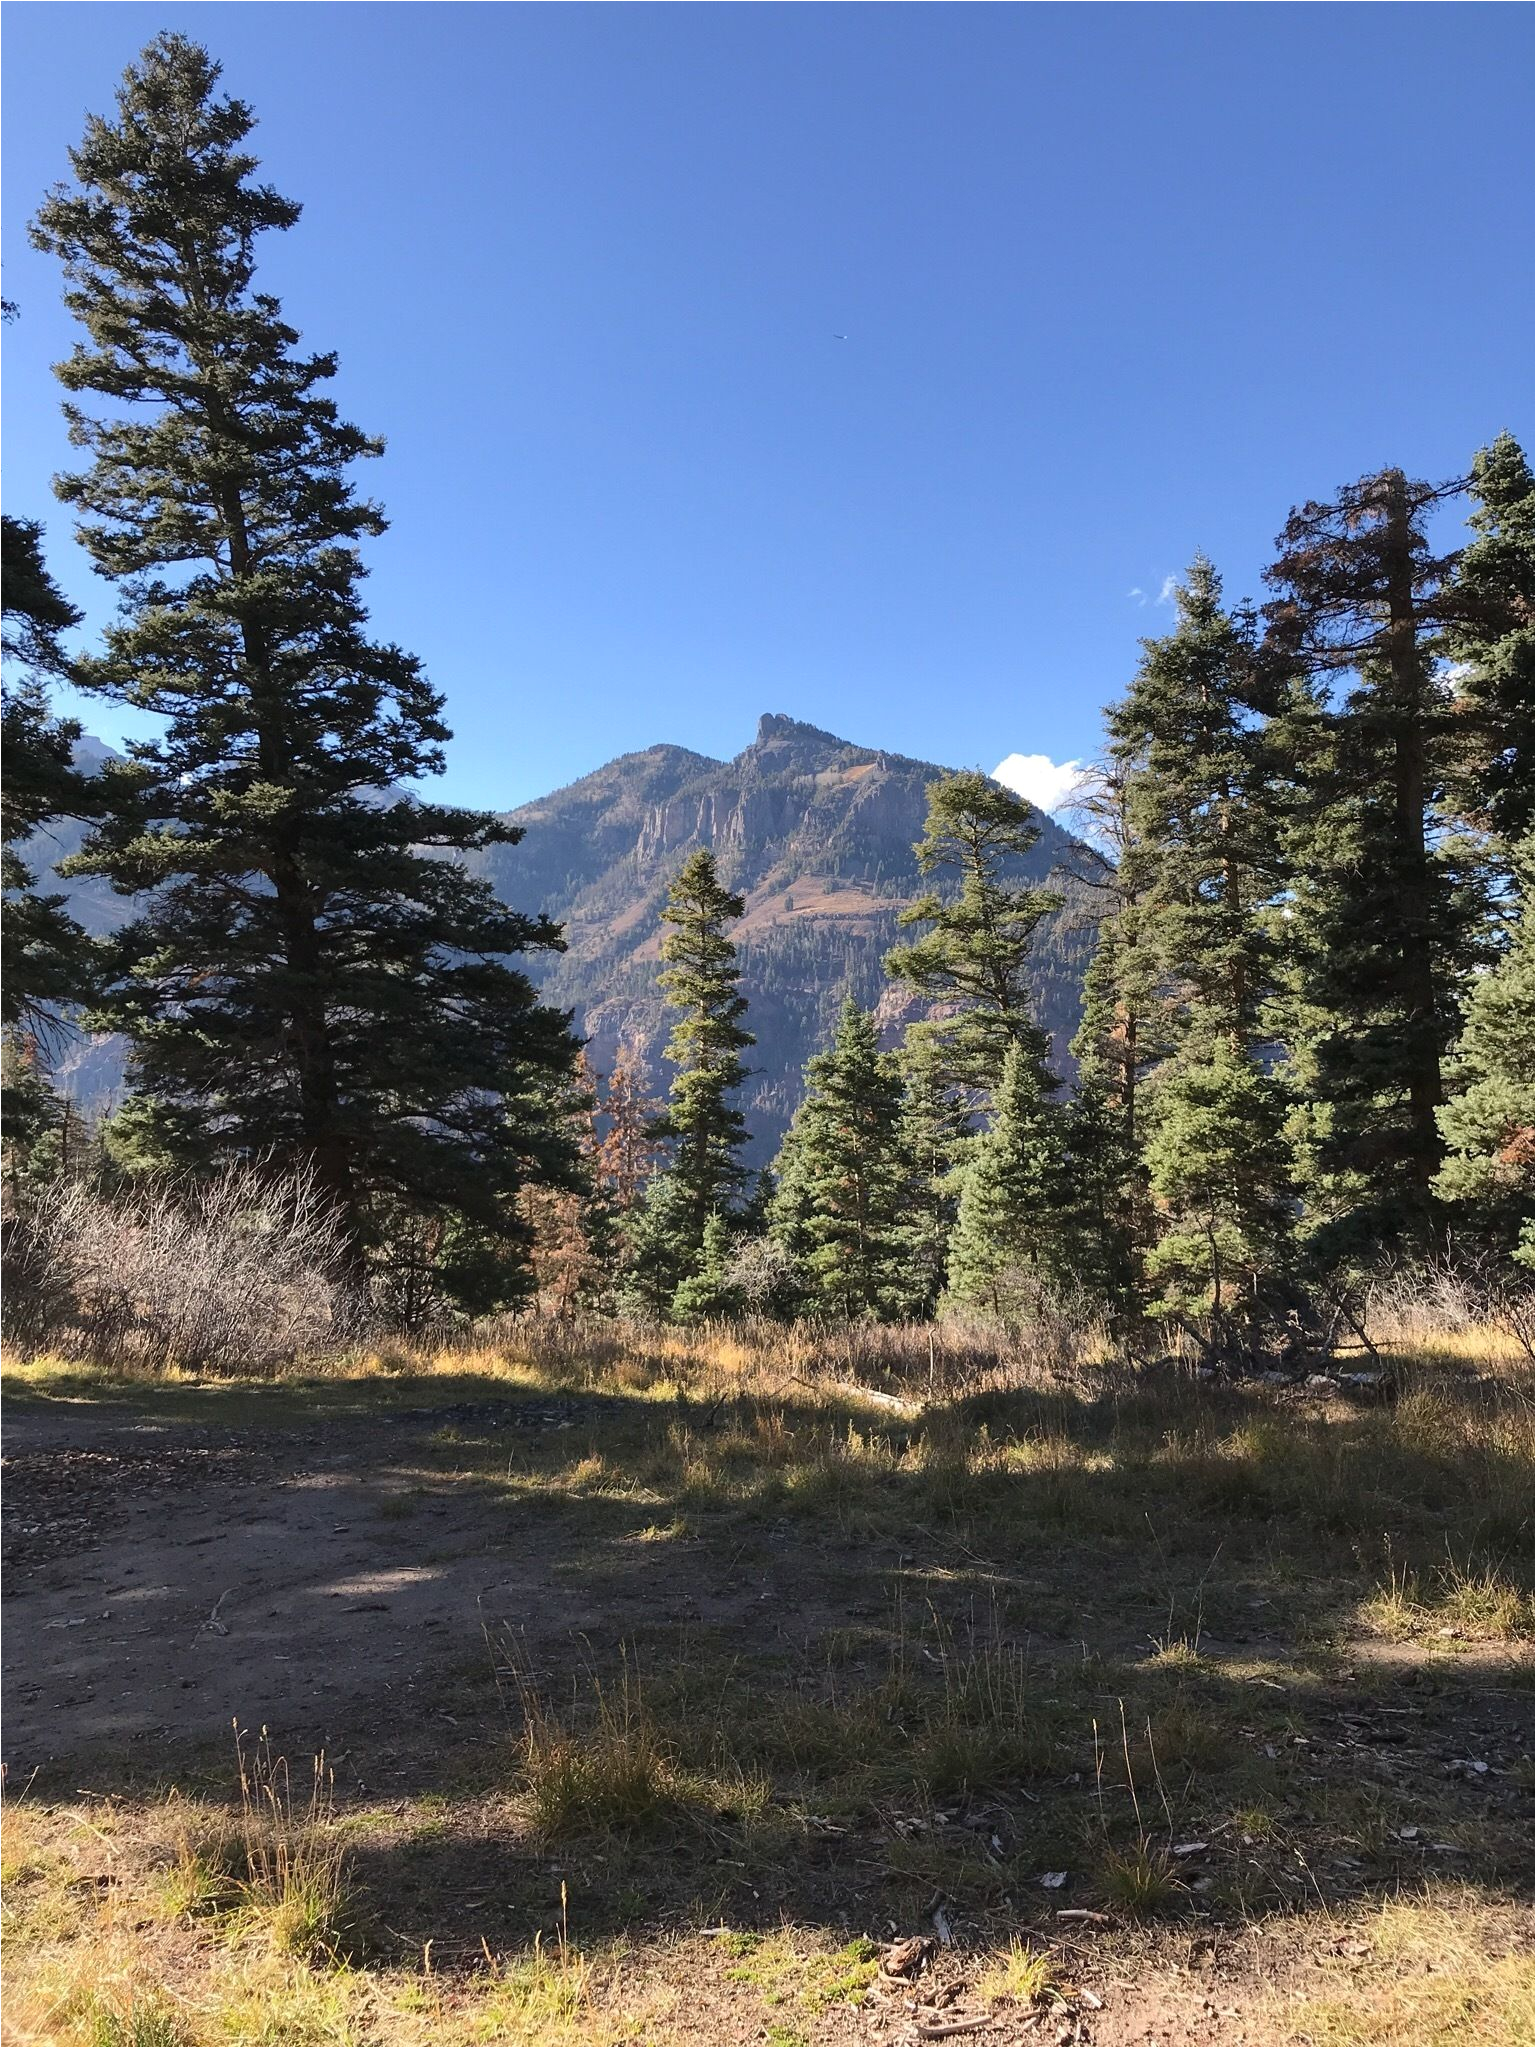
[
  {"x1": 465, "y1": 712, "x2": 1103, "y2": 1160},
  {"x1": 39, "y1": 717, "x2": 1101, "y2": 1158}
]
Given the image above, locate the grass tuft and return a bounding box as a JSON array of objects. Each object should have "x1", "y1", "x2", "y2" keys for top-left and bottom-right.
[{"x1": 978, "y1": 1938, "x2": 1057, "y2": 2005}]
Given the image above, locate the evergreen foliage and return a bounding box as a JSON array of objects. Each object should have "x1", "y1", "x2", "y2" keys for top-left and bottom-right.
[
  {"x1": 618, "y1": 1169, "x2": 700, "y2": 1320},
  {"x1": 30, "y1": 35, "x2": 580, "y2": 1291},
  {"x1": 1104, "y1": 558, "x2": 1295, "y2": 1336},
  {"x1": 1434, "y1": 870, "x2": 1535, "y2": 1264},
  {"x1": 1444, "y1": 432, "x2": 1535, "y2": 850},
  {"x1": 1142, "y1": 1041, "x2": 1295, "y2": 1348},
  {"x1": 671, "y1": 1210, "x2": 744, "y2": 1323},
  {"x1": 654, "y1": 848, "x2": 754, "y2": 1243},
  {"x1": 1, "y1": 515, "x2": 97, "y2": 1026},
  {"x1": 885, "y1": 770, "x2": 1061, "y2": 1095},
  {"x1": 945, "y1": 1041, "x2": 1066, "y2": 1313},
  {"x1": 1262, "y1": 468, "x2": 1482, "y2": 1255},
  {"x1": 768, "y1": 997, "x2": 907, "y2": 1319},
  {"x1": 892, "y1": 1034, "x2": 973, "y2": 1318}
]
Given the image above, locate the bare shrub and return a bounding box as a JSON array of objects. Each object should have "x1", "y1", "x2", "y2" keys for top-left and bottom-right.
[
  {"x1": 2, "y1": 1161, "x2": 363, "y2": 1373},
  {"x1": 725, "y1": 1234, "x2": 800, "y2": 1313},
  {"x1": 1363, "y1": 1252, "x2": 1535, "y2": 1363}
]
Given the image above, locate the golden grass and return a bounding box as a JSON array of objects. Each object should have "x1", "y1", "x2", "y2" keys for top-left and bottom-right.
[
  {"x1": 1284, "y1": 1894, "x2": 1536, "y2": 2048},
  {"x1": 977, "y1": 1937, "x2": 1058, "y2": 2005}
]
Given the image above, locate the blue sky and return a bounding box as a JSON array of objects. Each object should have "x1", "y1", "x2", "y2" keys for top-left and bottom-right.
[{"x1": 3, "y1": 3, "x2": 1531, "y2": 812}]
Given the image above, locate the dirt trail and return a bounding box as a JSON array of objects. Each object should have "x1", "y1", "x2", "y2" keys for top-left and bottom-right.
[{"x1": 4, "y1": 1401, "x2": 619, "y2": 1765}]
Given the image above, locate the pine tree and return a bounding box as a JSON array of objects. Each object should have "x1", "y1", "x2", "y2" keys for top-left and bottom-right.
[
  {"x1": 1434, "y1": 869, "x2": 1535, "y2": 1264},
  {"x1": 1106, "y1": 557, "x2": 1294, "y2": 1335},
  {"x1": 30, "y1": 36, "x2": 580, "y2": 1286},
  {"x1": 946, "y1": 1040, "x2": 1066, "y2": 1314},
  {"x1": 618, "y1": 1170, "x2": 701, "y2": 1320},
  {"x1": 1061, "y1": 763, "x2": 1162, "y2": 1322},
  {"x1": 671, "y1": 1210, "x2": 743, "y2": 1323},
  {"x1": 1443, "y1": 433, "x2": 1534, "y2": 851},
  {"x1": 1142, "y1": 1042, "x2": 1295, "y2": 1353},
  {"x1": 769, "y1": 997, "x2": 907, "y2": 1320},
  {"x1": 655, "y1": 848, "x2": 754, "y2": 1246},
  {"x1": 1262, "y1": 469, "x2": 1482, "y2": 1254},
  {"x1": 1, "y1": 515, "x2": 96, "y2": 1026},
  {"x1": 1060, "y1": 967, "x2": 1143, "y2": 1323},
  {"x1": 884, "y1": 771, "x2": 1060, "y2": 1096},
  {"x1": 1064, "y1": 762, "x2": 1165, "y2": 1150},
  {"x1": 892, "y1": 1033, "x2": 972, "y2": 1318},
  {"x1": 1, "y1": 1031, "x2": 71, "y2": 1199}
]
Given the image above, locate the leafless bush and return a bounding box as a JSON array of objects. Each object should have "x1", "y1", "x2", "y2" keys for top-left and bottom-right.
[
  {"x1": 1363, "y1": 1252, "x2": 1535, "y2": 1362},
  {"x1": 2, "y1": 1161, "x2": 365, "y2": 1373},
  {"x1": 725, "y1": 1235, "x2": 799, "y2": 1312}
]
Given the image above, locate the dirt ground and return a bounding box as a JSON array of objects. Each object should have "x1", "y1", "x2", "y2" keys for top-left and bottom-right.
[{"x1": 2, "y1": 1366, "x2": 1532, "y2": 2048}]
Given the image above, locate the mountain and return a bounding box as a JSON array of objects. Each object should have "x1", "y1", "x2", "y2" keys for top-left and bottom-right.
[
  {"x1": 465, "y1": 713, "x2": 1104, "y2": 1160},
  {"x1": 27, "y1": 716, "x2": 1106, "y2": 1162}
]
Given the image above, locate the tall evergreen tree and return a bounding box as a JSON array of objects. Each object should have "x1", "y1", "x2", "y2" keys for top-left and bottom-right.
[
  {"x1": 1, "y1": 515, "x2": 96, "y2": 1026},
  {"x1": 885, "y1": 771, "x2": 1061, "y2": 1096},
  {"x1": 30, "y1": 36, "x2": 580, "y2": 1284},
  {"x1": 1107, "y1": 557, "x2": 1294, "y2": 1333},
  {"x1": 1443, "y1": 433, "x2": 1534, "y2": 852},
  {"x1": 654, "y1": 848, "x2": 754, "y2": 1243},
  {"x1": 1263, "y1": 468, "x2": 1485, "y2": 1255},
  {"x1": 946, "y1": 1041, "x2": 1067, "y2": 1315},
  {"x1": 1060, "y1": 966, "x2": 1144, "y2": 1323},
  {"x1": 892, "y1": 1033, "x2": 972, "y2": 1318},
  {"x1": 1062, "y1": 763, "x2": 1163, "y2": 1322},
  {"x1": 1141, "y1": 1042, "x2": 1295, "y2": 1353},
  {"x1": 769, "y1": 997, "x2": 907, "y2": 1320}
]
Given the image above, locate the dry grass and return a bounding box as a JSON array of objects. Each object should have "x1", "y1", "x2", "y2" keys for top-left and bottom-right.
[
  {"x1": 976, "y1": 1937, "x2": 1058, "y2": 2005},
  {"x1": 1283, "y1": 1893, "x2": 1536, "y2": 2047}
]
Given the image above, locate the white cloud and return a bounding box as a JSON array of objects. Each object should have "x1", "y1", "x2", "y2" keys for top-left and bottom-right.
[
  {"x1": 1157, "y1": 573, "x2": 1180, "y2": 606},
  {"x1": 992, "y1": 752, "x2": 1086, "y2": 814},
  {"x1": 1127, "y1": 586, "x2": 1147, "y2": 606}
]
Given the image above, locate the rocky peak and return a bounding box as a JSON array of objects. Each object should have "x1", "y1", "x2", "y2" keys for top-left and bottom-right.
[{"x1": 745, "y1": 711, "x2": 862, "y2": 770}]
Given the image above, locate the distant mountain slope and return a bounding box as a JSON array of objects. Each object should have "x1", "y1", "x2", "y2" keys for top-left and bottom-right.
[
  {"x1": 466, "y1": 712, "x2": 1105, "y2": 1161},
  {"x1": 28, "y1": 716, "x2": 1106, "y2": 1162}
]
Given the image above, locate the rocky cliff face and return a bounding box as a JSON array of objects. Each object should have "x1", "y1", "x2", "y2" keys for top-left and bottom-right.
[{"x1": 465, "y1": 713, "x2": 1104, "y2": 1163}]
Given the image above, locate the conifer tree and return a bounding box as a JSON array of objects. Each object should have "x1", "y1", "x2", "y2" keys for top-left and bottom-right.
[
  {"x1": 1107, "y1": 557, "x2": 1294, "y2": 1334},
  {"x1": 671, "y1": 1210, "x2": 744, "y2": 1323},
  {"x1": 885, "y1": 771, "x2": 1060, "y2": 1096},
  {"x1": 892, "y1": 1034, "x2": 972, "y2": 1318},
  {"x1": 618, "y1": 1170, "x2": 703, "y2": 1320},
  {"x1": 1443, "y1": 433, "x2": 1534, "y2": 851},
  {"x1": 1, "y1": 515, "x2": 96, "y2": 1025},
  {"x1": 1434, "y1": 870, "x2": 1534, "y2": 1264},
  {"x1": 1060, "y1": 964, "x2": 1143, "y2": 1322},
  {"x1": 30, "y1": 37, "x2": 580, "y2": 1285},
  {"x1": 1142, "y1": 1042, "x2": 1295, "y2": 1352},
  {"x1": 1, "y1": 1031, "x2": 72, "y2": 1198},
  {"x1": 769, "y1": 998, "x2": 906, "y2": 1320},
  {"x1": 946, "y1": 1041, "x2": 1066, "y2": 1314},
  {"x1": 654, "y1": 848, "x2": 754, "y2": 1244},
  {"x1": 1262, "y1": 469, "x2": 1481, "y2": 1253},
  {"x1": 1060, "y1": 764, "x2": 1162, "y2": 1321}
]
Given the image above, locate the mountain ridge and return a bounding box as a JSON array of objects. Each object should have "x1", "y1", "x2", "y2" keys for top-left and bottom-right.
[{"x1": 468, "y1": 711, "x2": 1102, "y2": 1159}]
